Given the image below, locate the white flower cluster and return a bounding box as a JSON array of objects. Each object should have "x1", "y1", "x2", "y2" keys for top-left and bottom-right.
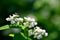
[
  {"x1": 28, "y1": 26, "x2": 48, "y2": 39},
  {"x1": 23, "y1": 17, "x2": 37, "y2": 28},
  {"x1": 6, "y1": 14, "x2": 48, "y2": 39},
  {"x1": 6, "y1": 14, "x2": 37, "y2": 28},
  {"x1": 6, "y1": 14, "x2": 23, "y2": 25}
]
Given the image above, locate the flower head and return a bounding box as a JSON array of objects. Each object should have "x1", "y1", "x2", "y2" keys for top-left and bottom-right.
[{"x1": 6, "y1": 13, "x2": 48, "y2": 40}]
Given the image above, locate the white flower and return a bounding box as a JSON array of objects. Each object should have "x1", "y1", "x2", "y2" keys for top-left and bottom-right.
[
  {"x1": 34, "y1": 26, "x2": 42, "y2": 33},
  {"x1": 41, "y1": 30, "x2": 46, "y2": 35},
  {"x1": 10, "y1": 20, "x2": 16, "y2": 24},
  {"x1": 34, "y1": 22, "x2": 37, "y2": 25},
  {"x1": 44, "y1": 32, "x2": 48, "y2": 37},
  {"x1": 28, "y1": 22, "x2": 37, "y2": 28},
  {"x1": 24, "y1": 17, "x2": 35, "y2": 22},
  {"x1": 29, "y1": 22, "x2": 35, "y2": 28},
  {"x1": 42, "y1": 30, "x2": 46, "y2": 33},
  {"x1": 6, "y1": 17, "x2": 14, "y2": 21},
  {"x1": 23, "y1": 22, "x2": 29, "y2": 27},
  {"x1": 6, "y1": 15, "x2": 14, "y2": 21},
  {"x1": 24, "y1": 17, "x2": 31, "y2": 22},
  {"x1": 31, "y1": 18, "x2": 35, "y2": 22},
  {"x1": 33, "y1": 26, "x2": 48, "y2": 39},
  {"x1": 34, "y1": 26, "x2": 40, "y2": 29},
  {"x1": 12, "y1": 14, "x2": 19, "y2": 18},
  {"x1": 15, "y1": 18, "x2": 23, "y2": 25},
  {"x1": 37, "y1": 34, "x2": 42, "y2": 39},
  {"x1": 15, "y1": 18, "x2": 23, "y2": 22},
  {"x1": 28, "y1": 29, "x2": 34, "y2": 36},
  {"x1": 6, "y1": 17, "x2": 11, "y2": 21}
]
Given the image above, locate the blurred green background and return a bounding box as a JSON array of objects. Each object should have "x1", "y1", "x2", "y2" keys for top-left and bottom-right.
[{"x1": 0, "y1": 0, "x2": 60, "y2": 40}]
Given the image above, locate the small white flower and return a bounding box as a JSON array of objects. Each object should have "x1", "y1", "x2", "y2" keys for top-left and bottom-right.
[
  {"x1": 41, "y1": 30, "x2": 46, "y2": 35},
  {"x1": 44, "y1": 32, "x2": 48, "y2": 37},
  {"x1": 34, "y1": 32, "x2": 39, "y2": 38},
  {"x1": 42, "y1": 30, "x2": 46, "y2": 33},
  {"x1": 34, "y1": 26, "x2": 40, "y2": 30},
  {"x1": 9, "y1": 15, "x2": 12, "y2": 18},
  {"x1": 31, "y1": 18, "x2": 35, "y2": 22},
  {"x1": 37, "y1": 34, "x2": 42, "y2": 39},
  {"x1": 24, "y1": 17, "x2": 35, "y2": 22},
  {"x1": 34, "y1": 22, "x2": 37, "y2": 25},
  {"x1": 15, "y1": 18, "x2": 23, "y2": 22},
  {"x1": 11, "y1": 20, "x2": 15, "y2": 24},
  {"x1": 33, "y1": 26, "x2": 48, "y2": 39},
  {"x1": 6, "y1": 17, "x2": 14, "y2": 21},
  {"x1": 29, "y1": 22, "x2": 37, "y2": 28},
  {"x1": 29, "y1": 22, "x2": 34, "y2": 28},
  {"x1": 28, "y1": 29, "x2": 34, "y2": 36},
  {"x1": 6, "y1": 18, "x2": 11, "y2": 21},
  {"x1": 24, "y1": 17, "x2": 31, "y2": 22},
  {"x1": 34, "y1": 33, "x2": 38, "y2": 38},
  {"x1": 34, "y1": 26, "x2": 41, "y2": 32},
  {"x1": 34, "y1": 27, "x2": 43, "y2": 35},
  {"x1": 23, "y1": 22, "x2": 29, "y2": 27},
  {"x1": 6, "y1": 15, "x2": 14, "y2": 21},
  {"x1": 12, "y1": 14, "x2": 19, "y2": 18}
]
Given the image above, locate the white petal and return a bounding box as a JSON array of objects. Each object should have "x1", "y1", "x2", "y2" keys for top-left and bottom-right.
[
  {"x1": 6, "y1": 18, "x2": 10, "y2": 21},
  {"x1": 23, "y1": 22, "x2": 29, "y2": 27},
  {"x1": 13, "y1": 14, "x2": 19, "y2": 17},
  {"x1": 11, "y1": 20, "x2": 15, "y2": 24},
  {"x1": 42, "y1": 30, "x2": 46, "y2": 33},
  {"x1": 37, "y1": 34, "x2": 42, "y2": 39},
  {"x1": 15, "y1": 18, "x2": 23, "y2": 22},
  {"x1": 34, "y1": 22, "x2": 37, "y2": 25},
  {"x1": 31, "y1": 18, "x2": 35, "y2": 22},
  {"x1": 45, "y1": 33, "x2": 48, "y2": 37}
]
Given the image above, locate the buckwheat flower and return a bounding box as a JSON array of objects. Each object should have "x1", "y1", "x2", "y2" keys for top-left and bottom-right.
[
  {"x1": 6, "y1": 17, "x2": 14, "y2": 21},
  {"x1": 34, "y1": 22, "x2": 37, "y2": 25},
  {"x1": 6, "y1": 17, "x2": 11, "y2": 21},
  {"x1": 44, "y1": 32, "x2": 48, "y2": 37},
  {"x1": 10, "y1": 20, "x2": 16, "y2": 24},
  {"x1": 28, "y1": 29, "x2": 34, "y2": 36},
  {"x1": 41, "y1": 30, "x2": 46, "y2": 35},
  {"x1": 34, "y1": 26, "x2": 42, "y2": 33},
  {"x1": 24, "y1": 17, "x2": 35, "y2": 22},
  {"x1": 33, "y1": 26, "x2": 48, "y2": 39},
  {"x1": 31, "y1": 18, "x2": 35, "y2": 22},
  {"x1": 29, "y1": 22, "x2": 37, "y2": 28},
  {"x1": 34, "y1": 33, "x2": 38, "y2": 38},
  {"x1": 8, "y1": 15, "x2": 14, "y2": 21},
  {"x1": 12, "y1": 14, "x2": 19, "y2": 18},
  {"x1": 29, "y1": 22, "x2": 35, "y2": 28},
  {"x1": 24, "y1": 17, "x2": 31, "y2": 22},
  {"x1": 14, "y1": 18, "x2": 23, "y2": 25},
  {"x1": 15, "y1": 18, "x2": 23, "y2": 22},
  {"x1": 23, "y1": 22, "x2": 29, "y2": 27},
  {"x1": 31, "y1": 22, "x2": 37, "y2": 26},
  {"x1": 37, "y1": 34, "x2": 42, "y2": 39},
  {"x1": 34, "y1": 26, "x2": 40, "y2": 30},
  {"x1": 34, "y1": 27, "x2": 42, "y2": 38}
]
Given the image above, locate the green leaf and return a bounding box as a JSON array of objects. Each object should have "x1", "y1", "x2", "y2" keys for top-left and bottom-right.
[{"x1": 0, "y1": 25, "x2": 10, "y2": 30}]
